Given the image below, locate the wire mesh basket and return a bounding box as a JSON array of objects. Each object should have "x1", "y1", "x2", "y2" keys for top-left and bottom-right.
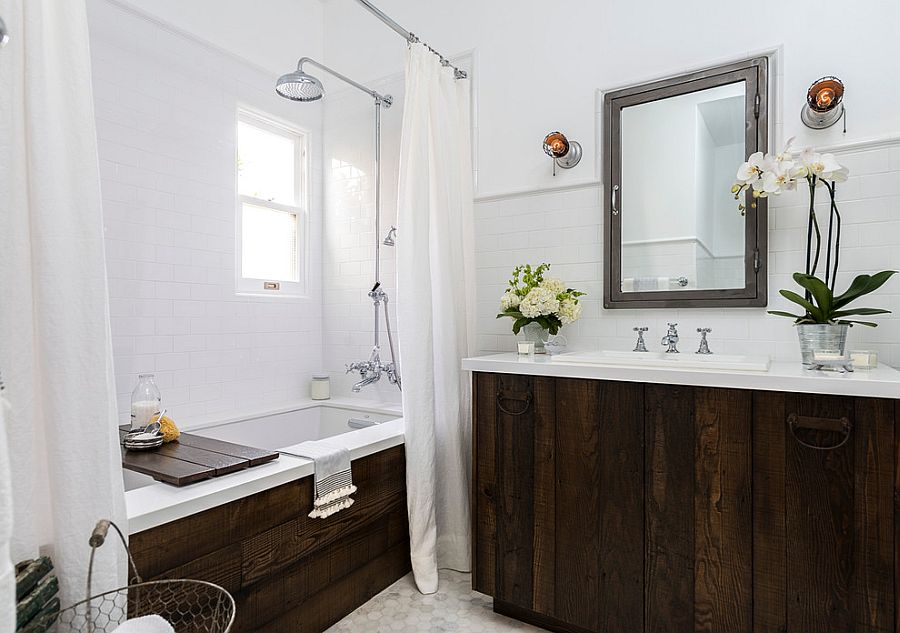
[{"x1": 55, "y1": 520, "x2": 235, "y2": 633}]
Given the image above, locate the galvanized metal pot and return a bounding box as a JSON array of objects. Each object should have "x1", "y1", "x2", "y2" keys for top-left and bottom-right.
[{"x1": 796, "y1": 323, "x2": 849, "y2": 366}]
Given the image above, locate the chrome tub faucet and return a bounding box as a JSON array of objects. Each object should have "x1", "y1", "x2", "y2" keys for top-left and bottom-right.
[{"x1": 661, "y1": 323, "x2": 680, "y2": 353}]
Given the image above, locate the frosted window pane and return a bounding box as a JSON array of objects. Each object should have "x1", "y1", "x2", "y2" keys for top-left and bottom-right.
[
  {"x1": 242, "y1": 203, "x2": 298, "y2": 282},
  {"x1": 238, "y1": 121, "x2": 296, "y2": 204}
]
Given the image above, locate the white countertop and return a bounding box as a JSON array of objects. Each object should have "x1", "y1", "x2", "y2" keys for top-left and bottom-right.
[{"x1": 462, "y1": 353, "x2": 900, "y2": 400}]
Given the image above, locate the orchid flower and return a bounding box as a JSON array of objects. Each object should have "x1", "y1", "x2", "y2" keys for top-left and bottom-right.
[{"x1": 735, "y1": 151, "x2": 766, "y2": 185}]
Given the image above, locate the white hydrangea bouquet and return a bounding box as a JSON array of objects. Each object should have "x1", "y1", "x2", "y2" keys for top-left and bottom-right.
[{"x1": 496, "y1": 263, "x2": 585, "y2": 335}]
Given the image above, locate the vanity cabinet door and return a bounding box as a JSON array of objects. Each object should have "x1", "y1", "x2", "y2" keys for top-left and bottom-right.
[
  {"x1": 472, "y1": 372, "x2": 645, "y2": 632},
  {"x1": 751, "y1": 392, "x2": 896, "y2": 633},
  {"x1": 644, "y1": 385, "x2": 754, "y2": 633}
]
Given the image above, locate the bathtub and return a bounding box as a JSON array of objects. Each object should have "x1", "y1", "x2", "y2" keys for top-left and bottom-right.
[{"x1": 124, "y1": 398, "x2": 404, "y2": 534}]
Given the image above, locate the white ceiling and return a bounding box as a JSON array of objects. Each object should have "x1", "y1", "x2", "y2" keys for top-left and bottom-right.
[{"x1": 115, "y1": 0, "x2": 326, "y2": 74}]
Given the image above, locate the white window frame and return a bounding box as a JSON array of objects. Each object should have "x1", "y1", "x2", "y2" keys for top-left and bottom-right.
[{"x1": 235, "y1": 109, "x2": 309, "y2": 297}]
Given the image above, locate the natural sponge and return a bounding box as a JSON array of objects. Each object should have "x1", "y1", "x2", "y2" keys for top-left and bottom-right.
[{"x1": 158, "y1": 415, "x2": 181, "y2": 442}]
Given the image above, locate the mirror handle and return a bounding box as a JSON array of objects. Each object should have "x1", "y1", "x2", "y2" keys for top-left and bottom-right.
[{"x1": 611, "y1": 184, "x2": 620, "y2": 215}]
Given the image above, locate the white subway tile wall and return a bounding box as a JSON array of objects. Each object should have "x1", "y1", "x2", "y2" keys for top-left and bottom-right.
[
  {"x1": 322, "y1": 76, "x2": 405, "y2": 404},
  {"x1": 475, "y1": 143, "x2": 900, "y2": 367},
  {"x1": 88, "y1": 0, "x2": 324, "y2": 423}
]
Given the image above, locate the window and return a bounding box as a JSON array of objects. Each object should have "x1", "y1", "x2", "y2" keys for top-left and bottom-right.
[{"x1": 236, "y1": 110, "x2": 307, "y2": 295}]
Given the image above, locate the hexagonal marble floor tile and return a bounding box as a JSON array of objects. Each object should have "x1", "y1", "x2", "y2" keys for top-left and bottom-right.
[{"x1": 325, "y1": 571, "x2": 544, "y2": 632}]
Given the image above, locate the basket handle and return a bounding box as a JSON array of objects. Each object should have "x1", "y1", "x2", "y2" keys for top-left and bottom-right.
[{"x1": 86, "y1": 519, "x2": 143, "y2": 604}]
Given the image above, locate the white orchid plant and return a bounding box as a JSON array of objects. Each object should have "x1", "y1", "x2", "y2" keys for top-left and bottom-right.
[
  {"x1": 733, "y1": 139, "x2": 895, "y2": 326},
  {"x1": 496, "y1": 263, "x2": 585, "y2": 335}
]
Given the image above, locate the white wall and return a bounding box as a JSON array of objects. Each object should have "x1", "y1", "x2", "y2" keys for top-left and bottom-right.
[
  {"x1": 323, "y1": 0, "x2": 900, "y2": 367},
  {"x1": 87, "y1": 0, "x2": 326, "y2": 422},
  {"x1": 473, "y1": 145, "x2": 900, "y2": 365},
  {"x1": 324, "y1": 0, "x2": 900, "y2": 197}
]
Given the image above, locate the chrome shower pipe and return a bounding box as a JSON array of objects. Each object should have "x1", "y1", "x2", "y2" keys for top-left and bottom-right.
[
  {"x1": 295, "y1": 57, "x2": 393, "y2": 107},
  {"x1": 351, "y1": 0, "x2": 468, "y2": 79}
]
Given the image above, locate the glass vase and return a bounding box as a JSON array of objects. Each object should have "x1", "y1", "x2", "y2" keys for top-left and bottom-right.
[{"x1": 521, "y1": 322, "x2": 548, "y2": 354}]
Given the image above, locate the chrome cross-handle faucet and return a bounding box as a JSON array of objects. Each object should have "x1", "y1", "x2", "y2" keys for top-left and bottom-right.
[
  {"x1": 633, "y1": 327, "x2": 649, "y2": 352},
  {"x1": 696, "y1": 328, "x2": 713, "y2": 354},
  {"x1": 661, "y1": 323, "x2": 680, "y2": 353}
]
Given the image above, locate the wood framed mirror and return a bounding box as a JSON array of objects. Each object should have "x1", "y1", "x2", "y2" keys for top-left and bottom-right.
[{"x1": 603, "y1": 57, "x2": 769, "y2": 309}]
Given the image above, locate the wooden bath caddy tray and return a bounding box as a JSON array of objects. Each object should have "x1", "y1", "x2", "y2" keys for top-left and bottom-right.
[{"x1": 119, "y1": 428, "x2": 279, "y2": 486}]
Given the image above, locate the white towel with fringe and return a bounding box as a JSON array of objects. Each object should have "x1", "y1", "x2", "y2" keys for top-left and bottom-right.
[{"x1": 282, "y1": 440, "x2": 356, "y2": 519}]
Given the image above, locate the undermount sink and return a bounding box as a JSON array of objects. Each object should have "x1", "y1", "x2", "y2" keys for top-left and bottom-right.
[{"x1": 555, "y1": 350, "x2": 771, "y2": 372}]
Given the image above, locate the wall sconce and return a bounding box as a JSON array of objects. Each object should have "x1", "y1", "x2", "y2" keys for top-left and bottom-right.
[
  {"x1": 801, "y1": 76, "x2": 846, "y2": 132},
  {"x1": 543, "y1": 131, "x2": 582, "y2": 176}
]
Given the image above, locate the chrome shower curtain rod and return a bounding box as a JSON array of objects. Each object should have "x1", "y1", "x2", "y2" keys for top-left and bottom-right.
[{"x1": 352, "y1": 0, "x2": 468, "y2": 79}]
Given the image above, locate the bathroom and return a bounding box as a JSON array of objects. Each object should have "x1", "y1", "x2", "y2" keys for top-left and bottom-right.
[{"x1": 1, "y1": 0, "x2": 899, "y2": 631}]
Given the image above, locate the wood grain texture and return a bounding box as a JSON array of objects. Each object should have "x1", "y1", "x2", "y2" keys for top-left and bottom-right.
[
  {"x1": 751, "y1": 391, "x2": 787, "y2": 633},
  {"x1": 645, "y1": 384, "x2": 694, "y2": 633},
  {"x1": 693, "y1": 387, "x2": 752, "y2": 633},
  {"x1": 120, "y1": 430, "x2": 278, "y2": 485},
  {"x1": 472, "y1": 373, "x2": 498, "y2": 595},
  {"x1": 786, "y1": 393, "x2": 855, "y2": 632},
  {"x1": 132, "y1": 446, "x2": 409, "y2": 633},
  {"x1": 531, "y1": 376, "x2": 556, "y2": 617},
  {"x1": 853, "y1": 397, "x2": 895, "y2": 632},
  {"x1": 496, "y1": 373, "x2": 535, "y2": 608},
  {"x1": 553, "y1": 378, "x2": 601, "y2": 630},
  {"x1": 597, "y1": 381, "x2": 644, "y2": 633}
]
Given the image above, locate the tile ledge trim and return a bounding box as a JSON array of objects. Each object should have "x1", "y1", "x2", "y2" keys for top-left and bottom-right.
[{"x1": 473, "y1": 133, "x2": 900, "y2": 204}]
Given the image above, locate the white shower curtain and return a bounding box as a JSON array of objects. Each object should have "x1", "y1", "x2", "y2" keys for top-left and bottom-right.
[
  {"x1": 397, "y1": 44, "x2": 475, "y2": 594},
  {"x1": 0, "y1": 0, "x2": 127, "y2": 621}
]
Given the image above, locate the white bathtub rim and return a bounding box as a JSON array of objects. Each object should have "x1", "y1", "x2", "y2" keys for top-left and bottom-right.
[
  {"x1": 126, "y1": 406, "x2": 404, "y2": 534},
  {"x1": 175, "y1": 396, "x2": 403, "y2": 433}
]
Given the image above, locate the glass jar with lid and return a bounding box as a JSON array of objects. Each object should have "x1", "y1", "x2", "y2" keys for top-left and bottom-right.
[{"x1": 131, "y1": 373, "x2": 161, "y2": 430}]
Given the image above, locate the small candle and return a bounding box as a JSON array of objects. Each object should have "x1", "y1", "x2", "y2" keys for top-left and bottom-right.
[
  {"x1": 518, "y1": 341, "x2": 535, "y2": 355},
  {"x1": 850, "y1": 350, "x2": 877, "y2": 369}
]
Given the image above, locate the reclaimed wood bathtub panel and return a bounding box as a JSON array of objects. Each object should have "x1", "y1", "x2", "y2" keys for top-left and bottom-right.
[
  {"x1": 131, "y1": 479, "x2": 305, "y2": 578},
  {"x1": 132, "y1": 445, "x2": 409, "y2": 633}
]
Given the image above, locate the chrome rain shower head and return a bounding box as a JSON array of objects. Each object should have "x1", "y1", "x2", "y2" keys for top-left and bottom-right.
[{"x1": 275, "y1": 69, "x2": 324, "y2": 102}]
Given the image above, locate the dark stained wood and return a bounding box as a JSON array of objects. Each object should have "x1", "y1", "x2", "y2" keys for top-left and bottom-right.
[
  {"x1": 153, "y1": 442, "x2": 249, "y2": 475},
  {"x1": 751, "y1": 391, "x2": 787, "y2": 632},
  {"x1": 240, "y1": 446, "x2": 406, "y2": 586},
  {"x1": 531, "y1": 376, "x2": 556, "y2": 617},
  {"x1": 472, "y1": 373, "x2": 899, "y2": 633},
  {"x1": 597, "y1": 381, "x2": 645, "y2": 633},
  {"x1": 120, "y1": 442, "x2": 213, "y2": 486},
  {"x1": 120, "y1": 429, "x2": 278, "y2": 485},
  {"x1": 645, "y1": 383, "x2": 694, "y2": 633},
  {"x1": 132, "y1": 445, "x2": 408, "y2": 633},
  {"x1": 553, "y1": 378, "x2": 600, "y2": 630},
  {"x1": 693, "y1": 388, "x2": 752, "y2": 633},
  {"x1": 472, "y1": 372, "x2": 498, "y2": 595},
  {"x1": 786, "y1": 393, "x2": 855, "y2": 633},
  {"x1": 495, "y1": 600, "x2": 596, "y2": 633},
  {"x1": 495, "y1": 373, "x2": 535, "y2": 608},
  {"x1": 896, "y1": 401, "x2": 900, "y2": 633},
  {"x1": 171, "y1": 433, "x2": 279, "y2": 467},
  {"x1": 852, "y1": 397, "x2": 895, "y2": 632}
]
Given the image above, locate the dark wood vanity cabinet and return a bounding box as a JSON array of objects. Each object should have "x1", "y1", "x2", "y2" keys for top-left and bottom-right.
[{"x1": 472, "y1": 372, "x2": 899, "y2": 633}]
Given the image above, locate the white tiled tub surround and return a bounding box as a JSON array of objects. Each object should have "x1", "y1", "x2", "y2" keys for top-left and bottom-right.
[
  {"x1": 322, "y1": 75, "x2": 406, "y2": 404},
  {"x1": 87, "y1": 0, "x2": 325, "y2": 422},
  {"x1": 475, "y1": 140, "x2": 900, "y2": 367}
]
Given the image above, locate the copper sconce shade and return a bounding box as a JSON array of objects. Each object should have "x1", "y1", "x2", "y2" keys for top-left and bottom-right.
[
  {"x1": 543, "y1": 131, "x2": 582, "y2": 175},
  {"x1": 801, "y1": 76, "x2": 846, "y2": 131}
]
